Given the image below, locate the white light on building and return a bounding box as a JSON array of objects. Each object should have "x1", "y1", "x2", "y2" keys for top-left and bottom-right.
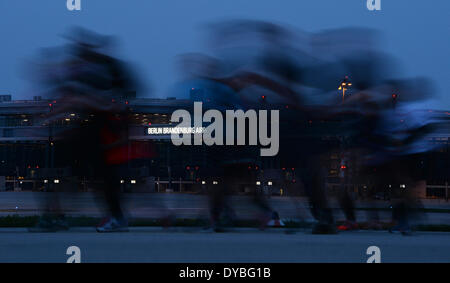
[
  {"x1": 213, "y1": 181, "x2": 218, "y2": 185},
  {"x1": 201, "y1": 181, "x2": 206, "y2": 185},
  {"x1": 54, "y1": 179, "x2": 60, "y2": 184},
  {"x1": 120, "y1": 180, "x2": 124, "y2": 184},
  {"x1": 148, "y1": 126, "x2": 205, "y2": 135},
  {"x1": 256, "y1": 181, "x2": 261, "y2": 185},
  {"x1": 268, "y1": 181, "x2": 273, "y2": 186},
  {"x1": 131, "y1": 180, "x2": 136, "y2": 184},
  {"x1": 44, "y1": 179, "x2": 48, "y2": 183}
]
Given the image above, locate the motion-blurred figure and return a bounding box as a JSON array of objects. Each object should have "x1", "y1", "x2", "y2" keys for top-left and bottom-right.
[
  {"x1": 28, "y1": 27, "x2": 145, "y2": 232},
  {"x1": 178, "y1": 20, "x2": 337, "y2": 233},
  {"x1": 178, "y1": 20, "x2": 445, "y2": 234}
]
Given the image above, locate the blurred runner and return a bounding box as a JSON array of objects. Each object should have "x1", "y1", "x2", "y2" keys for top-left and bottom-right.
[{"x1": 28, "y1": 27, "x2": 151, "y2": 232}]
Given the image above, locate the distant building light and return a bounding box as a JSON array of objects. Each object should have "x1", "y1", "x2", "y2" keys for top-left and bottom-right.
[
  {"x1": 213, "y1": 181, "x2": 218, "y2": 185},
  {"x1": 44, "y1": 179, "x2": 48, "y2": 183},
  {"x1": 256, "y1": 181, "x2": 261, "y2": 186},
  {"x1": 54, "y1": 179, "x2": 60, "y2": 184},
  {"x1": 131, "y1": 180, "x2": 136, "y2": 184},
  {"x1": 201, "y1": 181, "x2": 206, "y2": 185},
  {"x1": 268, "y1": 181, "x2": 273, "y2": 186},
  {"x1": 400, "y1": 184, "x2": 406, "y2": 188},
  {"x1": 120, "y1": 180, "x2": 124, "y2": 184}
]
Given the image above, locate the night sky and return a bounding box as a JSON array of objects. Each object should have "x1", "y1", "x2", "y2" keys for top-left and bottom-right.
[{"x1": 0, "y1": 0, "x2": 448, "y2": 109}]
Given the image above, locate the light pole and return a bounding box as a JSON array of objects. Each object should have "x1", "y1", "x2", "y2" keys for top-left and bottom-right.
[
  {"x1": 338, "y1": 76, "x2": 352, "y2": 102},
  {"x1": 45, "y1": 102, "x2": 55, "y2": 192},
  {"x1": 392, "y1": 93, "x2": 398, "y2": 109}
]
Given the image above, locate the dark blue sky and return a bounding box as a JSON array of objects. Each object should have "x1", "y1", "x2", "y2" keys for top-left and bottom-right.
[{"x1": 0, "y1": 0, "x2": 448, "y2": 109}]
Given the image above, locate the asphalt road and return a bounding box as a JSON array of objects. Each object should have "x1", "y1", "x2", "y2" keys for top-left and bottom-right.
[
  {"x1": 0, "y1": 228, "x2": 449, "y2": 263},
  {"x1": 1, "y1": 192, "x2": 450, "y2": 224}
]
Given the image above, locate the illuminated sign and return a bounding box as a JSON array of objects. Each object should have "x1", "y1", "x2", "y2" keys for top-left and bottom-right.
[{"x1": 147, "y1": 127, "x2": 205, "y2": 135}]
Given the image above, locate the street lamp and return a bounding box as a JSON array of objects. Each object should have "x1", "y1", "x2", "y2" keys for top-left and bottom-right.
[
  {"x1": 338, "y1": 76, "x2": 352, "y2": 102},
  {"x1": 392, "y1": 93, "x2": 398, "y2": 109}
]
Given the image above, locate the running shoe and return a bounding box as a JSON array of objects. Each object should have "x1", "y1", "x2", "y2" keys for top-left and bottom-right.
[{"x1": 96, "y1": 217, "x2": 129, "y2": 232}]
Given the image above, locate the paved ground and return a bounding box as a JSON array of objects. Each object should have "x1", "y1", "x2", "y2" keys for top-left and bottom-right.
[
  {"x1": 1, "y1": 192, "x2": 450, "y2": 224},
  {"x1": 0, "y1": 228, "x2": 449, "y2": 263}
]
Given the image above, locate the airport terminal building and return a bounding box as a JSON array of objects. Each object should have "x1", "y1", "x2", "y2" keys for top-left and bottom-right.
[{"x1": 0, "y1": 92, "x2": 448, "y2": 199}]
